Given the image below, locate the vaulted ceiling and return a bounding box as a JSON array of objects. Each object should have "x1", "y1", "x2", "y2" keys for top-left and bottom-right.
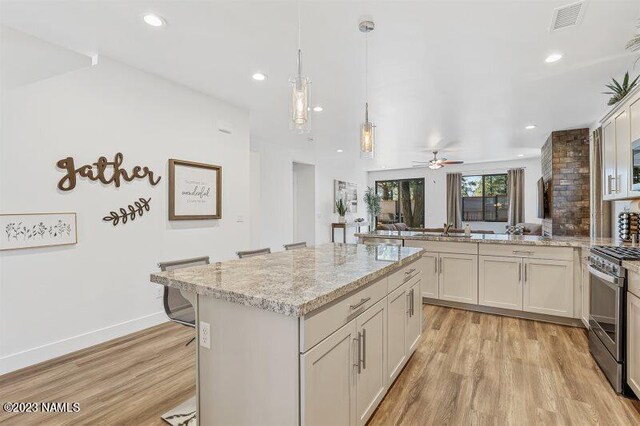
[{"x1": 2, "y1": 1, "x2": 639, "y2": 169}]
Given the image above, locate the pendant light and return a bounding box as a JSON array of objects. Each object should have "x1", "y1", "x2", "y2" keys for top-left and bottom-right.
[
  {"x1": 359, "y1": 20, "x2": 375, "y2": 159},
  {"x1": 290, "y1": 3, "x2": 310, "y2": 133}
]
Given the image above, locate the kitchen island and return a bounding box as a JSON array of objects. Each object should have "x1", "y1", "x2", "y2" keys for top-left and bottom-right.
[
  {"x1": 151, "y1": 243, "x2": 423, "y2": 426},
  {"x1": 356, "y1": 231, "x2": 619, "y2": 328}
]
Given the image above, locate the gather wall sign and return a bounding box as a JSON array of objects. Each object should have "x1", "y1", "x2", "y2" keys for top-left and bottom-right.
[{"x1": 56, "y1": 152, "x2": 161, "y2": 191}]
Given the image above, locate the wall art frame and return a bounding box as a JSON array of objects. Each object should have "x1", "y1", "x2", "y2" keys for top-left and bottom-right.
[
  {"x1": 169, "y1": 159, "x2": 222, "y2": 220},
  {"x1": 1, "y1": 212, "x2": 77, "y2": 251}
]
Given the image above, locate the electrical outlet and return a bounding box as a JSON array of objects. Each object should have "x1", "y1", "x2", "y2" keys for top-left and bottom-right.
[
  {"x1": 199, "y1": 321, "x2": 211, "y2": 349},
  {"x1": 155, "y1": 286, "x2": 163, "y2": 299}
]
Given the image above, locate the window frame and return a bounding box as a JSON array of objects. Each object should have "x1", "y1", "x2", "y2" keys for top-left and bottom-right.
[
  {"x1": 461, "y1": 173, "x2": 509, "y2": 223},
  {"x1": 374, "y1": 178, "x2": 425, "y2": 228}
]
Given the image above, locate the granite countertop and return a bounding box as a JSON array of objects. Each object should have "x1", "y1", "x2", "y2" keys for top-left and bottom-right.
[
  {"x1": 623, "y1": 260, "x2": 640, "y2": 274},
  {"x1": 356, "y1": 231, "x2": 618, "y2": 249},
  {"x1": 150, "y1": 243, "x2": 423, "y2": 317}
]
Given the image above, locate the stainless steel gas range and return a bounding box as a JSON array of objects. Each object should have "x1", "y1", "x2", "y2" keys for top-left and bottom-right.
[{"x1": 588, "y1": 245, "x2": 640, "y2": 395}]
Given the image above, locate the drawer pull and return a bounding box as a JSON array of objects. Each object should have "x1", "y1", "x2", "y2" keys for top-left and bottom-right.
[
  {"x1": 403, "y1": 268, "x2": 417, "y2": 282},
  {"x1": 350, "y1": 297, "x2": 371, "y2": 311},
  {"x1": 513, "y1": 250, "x2": 534, "y2": 256}
]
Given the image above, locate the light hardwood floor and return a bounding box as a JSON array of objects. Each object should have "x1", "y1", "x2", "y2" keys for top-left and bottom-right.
[{"x1": 1, "y1": 305, "x2": 639, "y2": 425}]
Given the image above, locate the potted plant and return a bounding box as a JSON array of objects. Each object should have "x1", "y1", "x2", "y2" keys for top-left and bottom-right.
[
  {"x1": 335, "y1": 199, "x2": 347, "y2": 223},
  {"x1": 603, "y1": 71, "x2": 639, "y2": 106},
  {"x1": 363, "y1": 187, "x2": 381, "y2": 230}
]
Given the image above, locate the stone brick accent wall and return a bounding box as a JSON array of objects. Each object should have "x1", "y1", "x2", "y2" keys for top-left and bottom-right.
[{"x1": 540, "y1": 129, "x2": 590, "y2": 237}]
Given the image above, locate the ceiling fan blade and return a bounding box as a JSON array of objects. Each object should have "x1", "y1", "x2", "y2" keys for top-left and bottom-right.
[
  {"x1": 441, "y1": 160, "x2": 464, "y2": 165},
  {"x1": 411, "y1": 161, "x2": 430, "y2": 163}
]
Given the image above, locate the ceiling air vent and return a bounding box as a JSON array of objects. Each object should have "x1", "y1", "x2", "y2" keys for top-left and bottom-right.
[{"x1": 550, "y1": 1, "x2": 586, "y2": 32}]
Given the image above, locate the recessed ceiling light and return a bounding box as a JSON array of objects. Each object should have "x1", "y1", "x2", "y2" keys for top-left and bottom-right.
[
  {"x1": 313, "y1": 106, "x2": 323, "y2": 112},
  {"x1": 336, "y1": 149, "x2": 343, "y2": 153},
  {"x1": 143, "y1": 13, "x2": 166, "y2": 27},
  {"x1": 545, "y1": 53, "x2": 563, "y2": 63},
  {"x1": 525, "y1": 125, "x2": 537, "y2": 130},
  {"x1": 252, "y1": 72, "x2": 266, "y2": 81},
  {"x1": 517, "y1": 154, "x2": 525, "y2": 157}
]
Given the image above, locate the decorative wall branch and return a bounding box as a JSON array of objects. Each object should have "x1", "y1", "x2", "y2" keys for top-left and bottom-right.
[
  {"x1": 57, "y1": 153, "x2": 161, "y2": 191},
  {"x1": 102, "y1": 198, "x2": 152, "y2": 226}
]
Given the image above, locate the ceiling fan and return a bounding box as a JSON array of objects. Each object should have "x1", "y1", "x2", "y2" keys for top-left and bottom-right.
[{"x1": 412, "y1": 151, "x2": 464, "y2": 170}]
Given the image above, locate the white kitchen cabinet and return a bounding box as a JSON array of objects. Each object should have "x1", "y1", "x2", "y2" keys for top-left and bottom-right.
[
  {"x1": 301, "y1": 320, "x2": 357, "y2": 426},
  {"x1": 406, "y1": 278, "x2": 422, "y2": 354},
  {"x1": 355, "y1": 298, "x2": 387, "y2": 426},
  {"x1": 603, "y1": 119, "x2": 617, "y2": 200},
  {"x1": 386, "y1": 283, "x2": 407, "y2": 383},
  {"x1": 627, "y1": 291, "x2": 640, "y2": 396},
  {"x1": 418, "y1": 252, "x2": 438, "y2": 299},
  {"x1": 615, "y1": 109, "x2": 630, "y2": 198},
  {"x1": 629, "y1": 97, "x2": 640, "y2": 198},
  {"x1": 478, "y1": 255, "x2": 523, "y2": 310},
  {"x1": 523, "y1": 259, "x2": 574, "y2": 318},
  {"x1": 439, "y1": 253, "x2": 478, "y2": 304}
]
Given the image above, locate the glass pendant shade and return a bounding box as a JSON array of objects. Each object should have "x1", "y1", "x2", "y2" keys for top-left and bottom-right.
[
  {"x1": 360, "y1": 103, "x2": 375, "y2": 159},
  {"x1": 290, "y1": 49, "x2": 310, "y2": 133}
]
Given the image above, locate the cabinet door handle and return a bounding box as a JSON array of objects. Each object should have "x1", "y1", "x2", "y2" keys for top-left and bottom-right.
[
  {"x1": 407, "y1": 292, "x2": 412, "y2": 316},
  {"x1": 361, "y1": 328, "x2": 366, "y2": 370},
  {"x1": 608, "y1": 175, "x2": 615, "y2": 194},
  {"x1": 349, "y1": 297, "x2": 371, "y2": 311},
  {"x1": 353, "y1": 333, "x2": 361, "y2": 374},
  {"x1": 518, "y1": 263, "x2": 522, "y2": 282},
  {"x1": 411, "y1": 288, "x2": 415, "y2": 316},
  {"x1": 439, "y1": 257, "x2": 443, "y2": 274},
  {"x1": 434, "y1": 257, "x2": 438, "y2": 274},
  {"x1": 524, "y1": 264, "x2": 528, "y2": 282}
]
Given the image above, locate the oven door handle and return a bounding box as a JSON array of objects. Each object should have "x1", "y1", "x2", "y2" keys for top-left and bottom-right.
[{"x1": 588, "y1": 265, "x2": 624, "y2": 288}]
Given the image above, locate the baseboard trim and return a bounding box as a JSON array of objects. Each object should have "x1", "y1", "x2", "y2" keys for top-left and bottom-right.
[
  {"x1": 0, "y1": 311, "x2": 168, "y2": 375},
  {"x1": 423, "y1": 297, "x2": 585, "y2": 328}
]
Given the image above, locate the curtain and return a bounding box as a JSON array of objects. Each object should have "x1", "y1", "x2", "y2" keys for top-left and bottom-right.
[
  {"x1": 507, "y1": 168, "x2": 525, "y2": 226},
  {"x1": 446, "y1": 173, "x2": 462, "y2": 228},
  {"x1": 591, "y1": 127, "x2": 611, "y2": 237}
]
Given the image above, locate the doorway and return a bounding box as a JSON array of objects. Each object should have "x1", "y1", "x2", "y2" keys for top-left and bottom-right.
[{"x1": 292, "y1": 162, "x2": 316, "y2": 245}]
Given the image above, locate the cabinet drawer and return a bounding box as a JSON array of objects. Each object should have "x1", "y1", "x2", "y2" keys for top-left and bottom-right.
[
  {"x1": 629, "y1": 268, "x2": 640, "y2": 299},
  {"x1": 404, "y1": 240, "x2": 477, "y2": 255},
  {"x1": 300, "y1": 277, "x2": 387, "y2": 352},
  {"x1": 478, "y1": 244, "x2": 573, "y2": 261},
  {"x1": 388, "y1": 259, "x2": 421, "y2": 293}
]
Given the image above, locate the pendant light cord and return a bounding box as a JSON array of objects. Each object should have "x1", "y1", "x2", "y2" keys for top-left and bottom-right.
[{"x1": 297, "y1": 1, "x2": 302, "y2": 77}]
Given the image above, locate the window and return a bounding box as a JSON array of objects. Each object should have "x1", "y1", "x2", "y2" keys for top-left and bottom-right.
[
  {"x1": 461, "y1": 174, "x2": 509, "y2": 222},
  {"x1": 375, "y1": 178, "x2": 425, "y2": 228}
]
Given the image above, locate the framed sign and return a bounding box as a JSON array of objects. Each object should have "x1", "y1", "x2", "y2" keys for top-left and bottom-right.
[
  {"x1": 1, "y1": 212, "x2": 77, "y2": 251},
  {"x1": 169, "y1": 159, "x2": 222, "y2": 220}
]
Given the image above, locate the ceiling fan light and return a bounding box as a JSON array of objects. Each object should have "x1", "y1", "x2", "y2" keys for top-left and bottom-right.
[{"x1": 428, "y1": 163, "x2": 442, "y2": 170}]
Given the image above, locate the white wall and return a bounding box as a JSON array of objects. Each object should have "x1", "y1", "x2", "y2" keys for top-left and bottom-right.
[
  {"x1": 368, "y1": 157, "x2": 542, "y2": 233},
  {"x1": 293, "y1": 162, "x2": 316, "y2": 245},
  {"x1": 0, "y1": 33, "x2": 250, "y2": 373},
  {"x1": 251, "y1": 141, "x2": 368, "y2": 250}
]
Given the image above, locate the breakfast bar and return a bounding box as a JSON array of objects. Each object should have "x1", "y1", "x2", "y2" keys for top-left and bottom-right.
[{"x1": 150, "y1": 243, "x2": 423, "y2": 425}]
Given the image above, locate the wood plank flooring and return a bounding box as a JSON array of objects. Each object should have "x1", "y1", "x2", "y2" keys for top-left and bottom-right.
[
  {"x1": 370, "y1": 305, "x2": 640, "y2": 425},
  {"x1": 0, "y1": 322, "x2": 195, "y2": 425},
  {"x1": 1, "y1": 305, "x2": 639, "y2": 425}
]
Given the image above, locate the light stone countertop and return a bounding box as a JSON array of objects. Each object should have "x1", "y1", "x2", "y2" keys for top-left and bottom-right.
[
  {"x1": 356, "y1": 231, "x2": 618, "y2": 249},
  {"x1": 623, "y1": 260, "x2": 640, "y2": 274},
  {"x1": 150, "y1": 243, "x2": 423, "y2": 317}
]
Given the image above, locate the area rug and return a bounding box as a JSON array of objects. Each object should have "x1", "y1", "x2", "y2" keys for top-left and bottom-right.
[{"x1": 161, "y1": 397, "x2": 196, "y2": 426}]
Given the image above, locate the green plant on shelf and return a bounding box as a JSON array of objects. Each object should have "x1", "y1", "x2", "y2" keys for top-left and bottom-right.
[
  {"x1": 335, "y1": 198, "x2": 347, "y2": 217},
  {"x1": 603, "y1": 71, "x2": 639, "y2": 106}
]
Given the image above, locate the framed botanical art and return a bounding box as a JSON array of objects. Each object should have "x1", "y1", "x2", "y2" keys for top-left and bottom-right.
[
  {"x1": 169, "y1": 159, "x2": 222, "y2": 220},
  {"x1": 1, "y1": 212, "x2": 77, "y2": 251},
  {"x1": 334, "y1": 180, "x2": 358, "y2": 213}
]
